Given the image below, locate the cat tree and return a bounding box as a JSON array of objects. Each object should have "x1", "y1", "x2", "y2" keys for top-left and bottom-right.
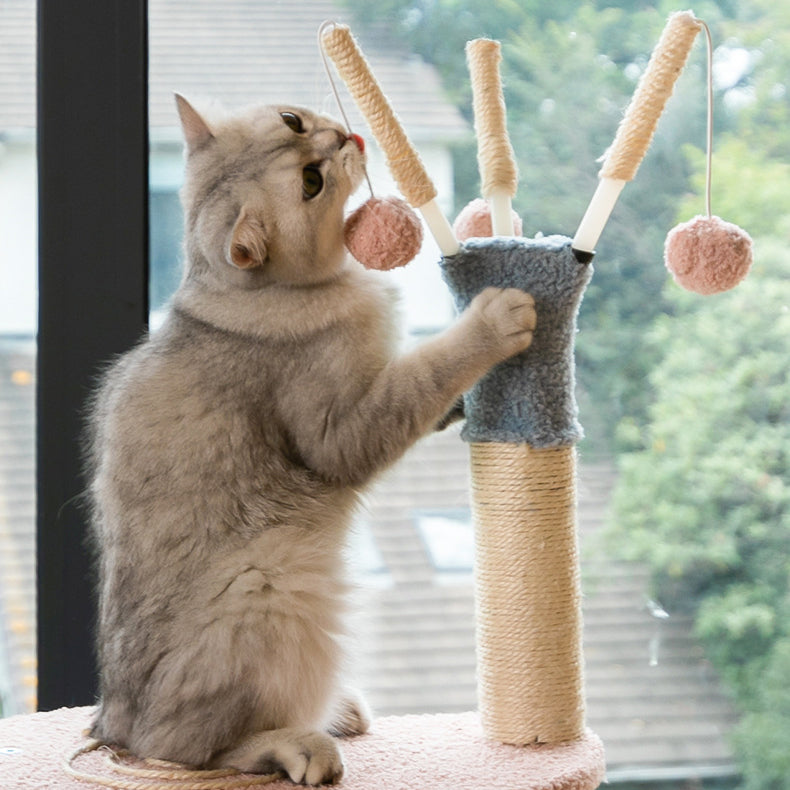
[{"x1": 321, "y1": 10, "x2": 703, "y2": 786}]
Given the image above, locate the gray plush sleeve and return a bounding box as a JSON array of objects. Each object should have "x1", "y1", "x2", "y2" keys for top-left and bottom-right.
[{"x1": 440, "y1": 235, "x2": 592, "y2": 448}]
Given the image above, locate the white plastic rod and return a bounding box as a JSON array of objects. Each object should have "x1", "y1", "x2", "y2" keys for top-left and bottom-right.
[
  {"x1": 420, "y1": 199, "x2": 461, "y2": 257},
  {"x1": 571, "y1": 178, "x2": 625, "y2": 255},
  {"x1": 489, "y1": 189, "x2": 515, "y2": 237}
]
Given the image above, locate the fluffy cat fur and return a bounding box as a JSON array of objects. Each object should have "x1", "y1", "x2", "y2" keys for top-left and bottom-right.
[{"x1": 86, "y1": 95, "x2": 536, "y2": 785}]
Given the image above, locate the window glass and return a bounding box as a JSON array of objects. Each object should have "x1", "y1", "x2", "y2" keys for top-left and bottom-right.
[
  {"x1": 0, "y1": 0, "x2": 37, "y2": 716},
  {"x1": 2, "y1": 4, "x2": 783, "y2": 781}
]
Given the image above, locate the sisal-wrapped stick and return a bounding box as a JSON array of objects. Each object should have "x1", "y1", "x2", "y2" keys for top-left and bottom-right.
[
  {"x1": 572, "y1": 10, "x2": 702, "y2": 258},
  {"x1": 322, "y1": 23, "x2": 460, "y2": 256},
  {"x1": 466, "y1": 39, "x2": 518, "y2": 236}
]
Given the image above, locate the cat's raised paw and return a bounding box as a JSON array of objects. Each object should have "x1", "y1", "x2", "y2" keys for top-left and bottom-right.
[{"x1": 471, "y1": 287, "x2": 537, "y2": 358}]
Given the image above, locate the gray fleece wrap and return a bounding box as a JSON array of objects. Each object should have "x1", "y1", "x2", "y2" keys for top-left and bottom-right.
[{"x1": 440, "y1": 235, "x2": 592, "y2": 447}]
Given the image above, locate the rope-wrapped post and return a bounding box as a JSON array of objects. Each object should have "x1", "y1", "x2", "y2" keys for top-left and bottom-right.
[
  {"x1": 441, "y1": 237, "x2": 591, "y2": 745},
  {"x1": 472, "y1": 442, "x2": 582, "y2": 743},
  {"x1": 572, "y1": 10, "x2": 702, "y2": 258}
]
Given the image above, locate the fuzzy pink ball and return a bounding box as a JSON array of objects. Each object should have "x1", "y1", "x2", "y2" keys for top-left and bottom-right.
[
  {"x1": 452, "y1": 197, "x2": 523, "y2": 241},
  {"x1": 664, "y1": 215, "x2": 753, "y2": 295},
  {"x1": 344, "y1": 196, "x2": 423, "y2": 271}
]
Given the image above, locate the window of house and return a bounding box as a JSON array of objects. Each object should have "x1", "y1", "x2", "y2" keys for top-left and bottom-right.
[
  {"x1": 415, "y1": 510, "x2": 474, "y2": 574},
  {"x1": 0, "y1": 0, "x2": 37, "y2": 718},
  {"x1": 10, "y1": 2, "x2": 788, "y2": 787}
]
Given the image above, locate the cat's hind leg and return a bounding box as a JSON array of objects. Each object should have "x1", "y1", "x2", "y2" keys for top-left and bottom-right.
[
  {"x1": 211, "y1": 728, "x2": 343, "y2": 786},
  {"x1": 327, "y1": 687, "x2": 371, "y2": 738}
]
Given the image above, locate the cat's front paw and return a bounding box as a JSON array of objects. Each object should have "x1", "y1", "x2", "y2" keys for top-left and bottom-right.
[
  {"x1": 470, "y1": 287, "x2": 537, "y2": 359},
  {"x1": 265, "y1": 732, "x2": 343, "y2": 786},
  {"x1": 215, "y1": 729, "x2": 343, "y2": 786}
]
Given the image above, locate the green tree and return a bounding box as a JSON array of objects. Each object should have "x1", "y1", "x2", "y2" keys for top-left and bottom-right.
[{"x1": 609, "y1": 238, "x2": 790, "y2": 787}]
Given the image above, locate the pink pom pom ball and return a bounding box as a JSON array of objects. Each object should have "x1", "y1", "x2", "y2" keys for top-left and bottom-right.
[
  {"x1": 452, "y1": 197, "x2": 523, "y2": 241},
  {"x1": 344, "y1": 196, "x2": 423, "y2": 271},
  {"x1": 664, "y1": 215, "x2": 753, "y2": 295}
]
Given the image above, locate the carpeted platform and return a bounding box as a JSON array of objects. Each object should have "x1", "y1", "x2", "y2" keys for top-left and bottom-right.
[{"x1": 0, "y1": 707, "x2": 605, "y2": 789}]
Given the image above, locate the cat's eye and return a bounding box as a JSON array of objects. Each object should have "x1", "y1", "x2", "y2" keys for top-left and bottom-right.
[
  {"x1": 302, "y1": 165, "x2": 324, "y2": 199},
  {"x1": 280, "y1": 112, "x2": 304, "y2": 133}
]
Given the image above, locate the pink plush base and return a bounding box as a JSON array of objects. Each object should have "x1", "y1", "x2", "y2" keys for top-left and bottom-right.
[{"x1": 0, "y1": 707, "x2": 605, "y2": 789}]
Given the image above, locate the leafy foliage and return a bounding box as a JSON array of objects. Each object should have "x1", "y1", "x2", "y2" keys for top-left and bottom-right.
[{"x1": 609, "y1": 240, "x2": 790, "y2": 787}]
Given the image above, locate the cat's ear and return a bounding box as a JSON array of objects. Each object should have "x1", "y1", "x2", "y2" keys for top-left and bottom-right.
[
  {"x1": 230, "y1": 208, "x2": 268, "y2": 270},
  {"x1": 175, "y1": 94, "x2": 214, "y2": 153}
]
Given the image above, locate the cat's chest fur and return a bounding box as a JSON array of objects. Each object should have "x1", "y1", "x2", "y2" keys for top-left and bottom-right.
[{"x1": 94, "y1": 266, "x2": 396, "y2": 544}]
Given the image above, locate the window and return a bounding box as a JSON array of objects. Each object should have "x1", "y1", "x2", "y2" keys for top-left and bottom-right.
[{"x1": 0, "y1": 0, "x2": 36, "y2": 717}]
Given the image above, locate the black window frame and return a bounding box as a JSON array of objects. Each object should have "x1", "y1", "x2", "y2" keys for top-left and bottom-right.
[{"x1": 36, "y1": 0, "x2": 149, "y2": 710}]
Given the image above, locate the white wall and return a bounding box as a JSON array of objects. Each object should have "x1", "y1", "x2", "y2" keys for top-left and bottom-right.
[{"x1": 0, "y1": 137, "x2": 37, "y2": 335}]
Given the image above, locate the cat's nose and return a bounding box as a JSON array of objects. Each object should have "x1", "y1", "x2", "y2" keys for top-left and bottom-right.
[{"x1": 349, "y1": 133, "x2": 365, "y2": 154}]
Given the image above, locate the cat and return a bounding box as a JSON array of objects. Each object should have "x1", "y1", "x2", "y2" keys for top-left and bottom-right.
[{"x1": 86, "y1": 94, "x2": 536, "y2": 785}]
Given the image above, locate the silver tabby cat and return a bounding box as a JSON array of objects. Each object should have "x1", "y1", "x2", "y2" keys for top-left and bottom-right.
[{"x1": 86, "y1": 95, "x2": 536, "y2": 785}]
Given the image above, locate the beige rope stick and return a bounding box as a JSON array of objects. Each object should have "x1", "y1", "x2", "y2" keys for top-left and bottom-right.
[
  {"x1": 600, "y1": 10, "x2": 702, "y2": 181},
  {"x1": 64, "y1": 738, "x2": 279, "y2": 789},
  {"x1": 470, "y1": 442, "x2": 585, "y2": 745},
  {"x1": 321, "y1": 22, "x2": 460, "y2": 256},
  {"x1": 573, "y1": 10, "x2": 702, "y2": 256},
  {"x1": 466, "y1": 39, "x2": 518, "y2": 236},
  {"x1": 465, "y1": 35, "x2": 583, "y2": 745}
]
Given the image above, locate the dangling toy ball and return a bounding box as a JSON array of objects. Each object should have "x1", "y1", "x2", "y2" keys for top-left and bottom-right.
[
  {"x1": 344, "y1": 195, "x2": 423, "y2": 271},
  {"x1": 664, "y1": 214, "x2": 753, "y2": 295},
  {"x1": 453, "y1": 197, "x2": 523, "y2": 241}
]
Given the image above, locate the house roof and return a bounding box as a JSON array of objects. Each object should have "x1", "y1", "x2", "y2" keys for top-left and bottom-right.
[{"x1": 0, "y1": 0, "x2": 468, "y2": 142}]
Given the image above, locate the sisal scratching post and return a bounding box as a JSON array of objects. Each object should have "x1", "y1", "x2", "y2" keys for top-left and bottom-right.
[
  {"x1": 441, "y1": 235, "x2": 592, "y2": 747},
  {"x1": 451, "y1": 42, "x2": 589, "y2": 746},
  {"x1": 472, "y1": 442, "x2": 583, "y2": 743}
]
